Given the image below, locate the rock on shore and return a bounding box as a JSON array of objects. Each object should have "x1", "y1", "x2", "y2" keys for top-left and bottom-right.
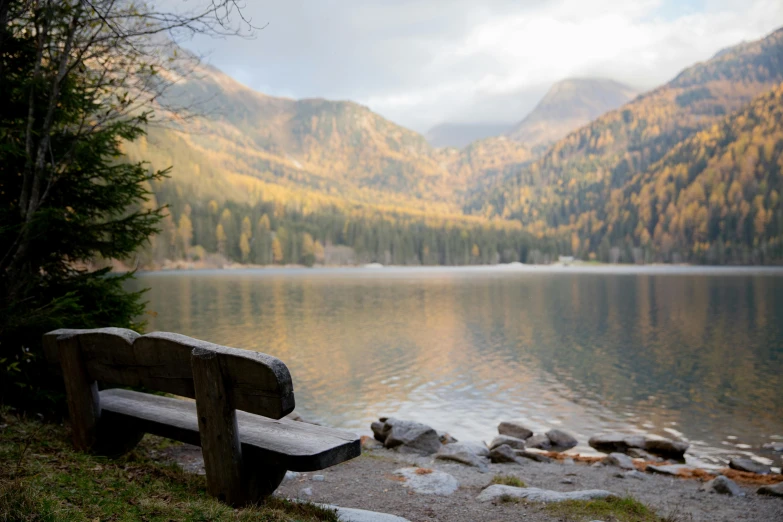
[
  {"x1": 373, "y1": 418, "x2": 441, "y2": 455},
  {"x1": 435, "y1": 442, "x2": 490, "y2": 471},
  {"x1": 497, "y1": 421, "x2": 533, "y2": 440},
  {"x1": 729, "y1": 458, "x2": 772, "y2": 475},
  {"x1": 477, "y1": 484, "x2": 614, "y2": 503},
  {"x1": 588, "y1": 433, "x2": 689, "y2": 459}
]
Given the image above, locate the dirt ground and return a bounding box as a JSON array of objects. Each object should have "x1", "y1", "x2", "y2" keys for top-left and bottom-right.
[
  {"x1": 274, "y1": 445, "x2": 782, "y2": 522},
  {"x1": 160, "y1": 442, "x2": 783, "y2": 522}
]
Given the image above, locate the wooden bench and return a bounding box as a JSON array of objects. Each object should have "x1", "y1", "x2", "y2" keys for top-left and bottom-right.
[{"x1": 43, "y1": 328, "x2": 361, "y2": 506}]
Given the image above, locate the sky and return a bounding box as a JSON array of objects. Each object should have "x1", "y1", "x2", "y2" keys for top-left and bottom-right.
[{"x1": 170, "y1": 0, "x2": 783, "y2": 132}]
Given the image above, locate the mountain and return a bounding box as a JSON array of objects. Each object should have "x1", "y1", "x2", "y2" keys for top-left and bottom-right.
[
  {"x1": 149, "y1": 64, "x2": 456, "y2": 211},
  {"x1": 123, "y1": 61, "x2": 538, "y2": 268},
  {"x1": 507, "y1": 78, "x2": 639, "y2": 147},
  {"x1": 426, "y1": 122, "x2": 513, "y2": 149},
  {"x1": 468, "y1": 26, "x2": 783, "y2": 263}
]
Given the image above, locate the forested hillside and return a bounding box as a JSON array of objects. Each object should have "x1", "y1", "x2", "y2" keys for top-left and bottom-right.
[
  {"x1": 123, "y1": 27, "x2": 783, "y2": 267},
  {"x1": 468, "y1": 27, "x2": 783, "y2": 264},
  {"x1": 592, "y1": 83, "x2": 783, "y2": 264},
  {"x1": 123, "y1": 64, "x2": 562, "y2": 268}
]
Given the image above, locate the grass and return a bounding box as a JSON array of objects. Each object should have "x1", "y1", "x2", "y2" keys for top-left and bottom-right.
[
  {"x1": 490, "y1": 474, "x2": 526, "y2": 488},
  {"x1": 0, "y1": 407, "x2": 338, "y2": 522},
  {"x1": 543, "y1": 496, "x2": 689, "y2": 522}
]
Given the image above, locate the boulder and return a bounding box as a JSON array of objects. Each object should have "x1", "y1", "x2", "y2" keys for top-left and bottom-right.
[
  {"x1": 393, "y1": 468, "x2": 459, "y2": 496},
  {"x1": 757, "y1": 482, "x2": 783, "y2": 497},
  {"x1": 435, "y1": 443, "x2": 490, "y2": 471},
  {"x1": 642, "y1": 436, "x2": 689, "y2": 459},
  {"x1": 526, "y1": 433, "x2": 552, "y2": 450},
  {"x1": 382, "y1": 418, "x2": 441, "y2": 455},
  {"x1": 498, "y1": 421, "x2": 533, "y2": 440},
  {"x1": 700, "y1": 475, "x2": 744, "y2": 496},
  {"x1": 588, "y1": 433, "x2": 688, "y2": 459},
  {"x1": 476, "y1": 484, "x2": 614, "y2": 503},
  {"x1": 588, "y1": 433, "x2": 635, "y2": 453},
  {"x1": 604, "y1": 453, "x2": 635, "y2": 470},
  {"x1": 729, "y1": 458, "x2": 772, "y2": 475},
  {"x1": 546, "y1": 429, "x2": 578, "y2": 450},
  {"x1": 489, "y1": 444, "x2": 524, "y2": 464},
  {"x1": 490, "y1": 435, "x2": 526, "y2": 451}
]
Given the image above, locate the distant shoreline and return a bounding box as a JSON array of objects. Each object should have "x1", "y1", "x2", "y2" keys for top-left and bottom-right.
[{"x1": 129, "y1": 262, "x2": 783, "y2": 276}]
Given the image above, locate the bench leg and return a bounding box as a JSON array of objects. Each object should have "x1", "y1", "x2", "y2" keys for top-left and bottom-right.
[
  {"x1": 93, "y1": 412, "x2": 145, "y2": 458},
  {"x1": 242, "y1": 449, "x2": 287, "y2": 503},
  {"x1": 192, "y1": 348, "x2": 245, "y2": 506}
]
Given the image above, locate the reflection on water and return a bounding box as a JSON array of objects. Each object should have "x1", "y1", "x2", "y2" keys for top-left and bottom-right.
[{"x1": 128, "y1": 267, "x2": 783, "y2": 467}]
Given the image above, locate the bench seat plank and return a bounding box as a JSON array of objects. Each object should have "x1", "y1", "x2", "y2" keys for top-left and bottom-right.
[{"x1": 100, "y1": 388, "x2": 360, "y2": 472}]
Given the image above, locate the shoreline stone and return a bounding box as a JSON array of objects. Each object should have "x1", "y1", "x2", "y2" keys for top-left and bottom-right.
[
  {"x1": 435, "y1": 442, "x2": 490, "y2": 471},
  {"x1": 490, "y1": 435, "x2": 526, "y2": 451},
  {"x1": 604, "y1": 452, "x2": 635, "y2": 470},
  {"x1": 546, "y1": 429, "x2": 578, "y2": 450},
  {"x1": 700, "y1": 476, "x2": 744, "y2": 496},
  {"x1": 728, "y1": 458, "x2": 771, "y2": 475},
  {"x1": 476, "y1": 484, "x2": 614, "y2": 503},
  {"x1": 489, "y1": 444, "x2": 524, "y2": 464},
  {"x1": 381, "y1": 418, "x2": 441, "y2": 455},
  {"x1": 498, "y1": 421, "x2": 533, "y2": 440},
  {"x1": 588, "y1": 433, "x2": 689, "y2": 459},
  {"x1": 526, "y1": 433, "x2": 552, "y2": 450}
]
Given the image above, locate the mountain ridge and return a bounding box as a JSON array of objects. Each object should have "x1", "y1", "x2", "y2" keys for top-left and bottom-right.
[
  {"x1": 467, "y1": 25, "x2": 783, "y2": 263},
  {"x1": 507, "y1": 77, "x2": 639, "y2": 147}
]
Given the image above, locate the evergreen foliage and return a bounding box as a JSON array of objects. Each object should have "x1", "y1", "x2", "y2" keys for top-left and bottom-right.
[{"x1": 0, "y1": 0, "x2": 254, "y2": 406}]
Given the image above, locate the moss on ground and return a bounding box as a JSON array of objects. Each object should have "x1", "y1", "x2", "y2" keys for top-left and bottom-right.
[
  {"x1": 490, "y1": 474, "x2": 526, "y2": 488},
  {"x1": 0, "y1": 407, "x2": 338, "y2": 521},
  {"x1": 543, "y1": 495, "x2": 684, "y2": 522}
]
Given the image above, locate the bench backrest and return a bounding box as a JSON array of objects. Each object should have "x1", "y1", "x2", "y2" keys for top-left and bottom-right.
[{"x1": 43, "y1": 328, "x2": 295, "y2": 419}]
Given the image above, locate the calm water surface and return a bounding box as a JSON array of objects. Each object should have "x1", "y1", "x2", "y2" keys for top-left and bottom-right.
[{"x1": 128, "y1": 267, "x2": 783, "y2": 468}]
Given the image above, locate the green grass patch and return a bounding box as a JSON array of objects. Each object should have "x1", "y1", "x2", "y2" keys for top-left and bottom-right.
[
  {"x1": 543, "y1": 496, "x2": 672, "y2": 522},
  {"x1": 490, "y1": 474, "x2": 526, "y2": 488},
  {"x1": 0, "y1": 407, "x2": 338, "y2": 521}
]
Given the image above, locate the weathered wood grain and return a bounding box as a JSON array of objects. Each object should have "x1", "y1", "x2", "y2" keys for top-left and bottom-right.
[
  {"x1": 57, "y1": 333, "x2": 100, "y2": 451},
  {"x1": 43, "y1": 328, "x2": 295, "y2": 419},
  {"x1": 99, "y1": 388, "x2": 361, "y2": 471},
  {"x1": 192, "y1": 347, "x2": 244, "y2": 506}
]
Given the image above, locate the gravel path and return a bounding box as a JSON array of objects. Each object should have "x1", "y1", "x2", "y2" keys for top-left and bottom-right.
[
  {"x1": 272, "y1": 445, "x2": 783, "y2": 522},
  {"x1": 155, "y1": 441, "x2": 783, "y2": 522}
]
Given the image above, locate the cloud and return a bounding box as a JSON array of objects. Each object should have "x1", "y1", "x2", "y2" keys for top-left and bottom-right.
[{"x1": 169, "y1": 0, "x2": 783, "y2": 132}]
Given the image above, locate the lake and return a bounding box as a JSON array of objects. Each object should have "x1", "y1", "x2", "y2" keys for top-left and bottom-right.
[{"x1": 128, "y1": 266, "x2": 783, "y2": 468}]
